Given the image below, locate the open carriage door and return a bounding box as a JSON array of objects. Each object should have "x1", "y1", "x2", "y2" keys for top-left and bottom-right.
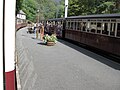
[
  {"x1": 3, "y1": 0, "x2": 16, "y2": 90},
  {"x1": 0, "y1": 0, "x2": 4, "y2": 90}
]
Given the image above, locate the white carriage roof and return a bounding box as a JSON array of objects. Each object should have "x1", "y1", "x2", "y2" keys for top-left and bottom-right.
[{"x1": 66, "y1": 13, "x2": 120, "y2": 19}]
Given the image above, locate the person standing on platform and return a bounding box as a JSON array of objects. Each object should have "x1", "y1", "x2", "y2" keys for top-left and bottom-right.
[
  {"x1": 40, "y1": 24, "x2": 44, "y2": 41},
  {"x1": 36, "y1": 23, "x2": 39, "y2": 39},
  {"x1": 34, "y1": 23, "x2": 36, "y2": 33}
]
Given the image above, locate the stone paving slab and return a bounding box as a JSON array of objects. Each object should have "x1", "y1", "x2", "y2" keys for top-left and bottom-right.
[{"x1": 16, "y1": 27, "x2": 120, "y2": 90}]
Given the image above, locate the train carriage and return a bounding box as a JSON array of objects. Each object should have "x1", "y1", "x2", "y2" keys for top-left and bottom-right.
[
  {"x1": 65, "y1": 14, "x2": 120, "y2": 57},
  {"x1": 40, "y1": 14, "x2": 120, "y2": 58}
]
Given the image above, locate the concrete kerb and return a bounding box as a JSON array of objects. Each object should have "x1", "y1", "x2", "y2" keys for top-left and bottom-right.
[{"x1": 15, "y1": 52, "x2": 21, "y2": 90}]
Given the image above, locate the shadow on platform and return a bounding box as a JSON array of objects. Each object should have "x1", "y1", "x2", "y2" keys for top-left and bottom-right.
[
  {"x1": 37, "y1": 42, "x2": 46, "y2": 45},
  {"x1": 58, "y1": 39, "x2": 120, "y2": 70}
]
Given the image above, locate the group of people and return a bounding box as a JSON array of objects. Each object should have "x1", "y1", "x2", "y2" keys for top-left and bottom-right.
[
  {"x1": 27, "y1": 22, "x2": 63, "y2": 40},
  {"x1": 33, "y1": 23, "x2": 44, "y2": 41},
  {"x1": 44, "y1": 23, "x2": 63, "y2": 37}
]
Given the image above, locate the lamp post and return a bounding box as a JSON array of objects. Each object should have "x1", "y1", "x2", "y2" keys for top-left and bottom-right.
[
  {"x1": 36, "y1": 9, "x2": 39, "y2": 39},
  {"x1": 65, "y1": 0, "x2": 68, "y2": 18}
]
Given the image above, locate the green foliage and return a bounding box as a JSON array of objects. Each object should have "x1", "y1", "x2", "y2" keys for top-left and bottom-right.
[
  {"x1": 16, "y1": 0, "x2": 23, "y2": 15},
  {"x1": 35, "y1": 0, "x2": 57, "y2": 19},
  {"x1": 16, "y1": 0, "x2": 120, "y2": 21},
  {"x1": 68, "y1": 0, "x2": 120, "y2": 16},
  {"x1": 16, "y1": 0, "x2": 58, "y2": 21},
  {"x1": 16, "y1": 0, "x2": 66, "y2": 21},
  {"x1": 96, "y1": 1, "x2": 116, "y2": 14},
  {"x1": 43, "y1": 34, "x2": 57, "y2": 42},
  {"x1": 57, "y1": 0, "x2": 65, "y2": 18},
  {"x1": 57, "y1": 5, "x2": 64, "y2": 18},
  {"x1": 22, "y1": 0, "x2": 38, "y2": 22}
]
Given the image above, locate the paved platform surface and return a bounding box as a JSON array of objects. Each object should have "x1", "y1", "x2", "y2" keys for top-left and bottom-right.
[{"x1": 16, "y1": 27, "x2": 120, "y2": 90}]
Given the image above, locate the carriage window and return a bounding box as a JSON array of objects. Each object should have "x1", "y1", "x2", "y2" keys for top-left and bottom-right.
[
  {"x1": 72, "y1": 21, "x2": 74, "y2": 30},
  {"x1": 69, "y1": 21, "x2": 71, "y2": 29},
  {"x1": 77, "y1": 22, "x2": 80, "y2": 30},
  {"x1": 55, "y1": 21, "x2": 57, "y2": 25},
  {"x1": 53, "y1": 21, "x2": 55, "y2": 25},
  {"x1": 82, "y1": 22, "x2": 86, "y2": 31},
  {"x1": 81, "y1": 22, "x2": 84, "y2": 31},
  {"x1": 74, "y1": 21, "x2": 77, "y2": 30},
  {"x1": 86, "y1": 22, "x2": 90, "y2": 32},
  {"x1": 97, "y1": 23, "x2": 102, "y2": 33},
  {"x1": 90, "y1": 22, "x2": 96, "y2": 33},
  {"x1": 77, "y1": 21, "x2": 79, "y2": 30},
  {"x1": 61, "y1": 21, "x2": 63, "y2": 29},
  {"x1": 71, "y1": 22, "x2": 73, "y2": 29},
  {"x1": 117, "y1": 23, "x2": 120, "y2": 37},
  {"x1": 68, "y1": 21, "x2": 70, "y2": 29},
  {"x1": 66, "y1": 21, "x2": 68, "y2": 29},
  {"x1": 110, "y1": 23, "x2": 115, "y2": 36},
  {"x1": 75, "y1": 21, "x2": 78, "y2": 30},
  {"x1": 97, "y1": 23, "x2": 101, "y2": 27},
  {"x1": 102, "y1": 23, "x2": 109, "y2": 35},
  {"x1": 80, "y1": 22, "x2": 83, "y2": 31}
]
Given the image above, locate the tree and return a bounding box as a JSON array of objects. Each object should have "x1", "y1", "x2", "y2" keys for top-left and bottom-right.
[
  {"x1": 16, "y1": 0, "x2": 23, "y2": 15},
  {"x1": 56, "y1": 0, "x2": 64, "y2": 18},
  {"x1": 22, "y1": 0, "x2": 38, "y2": 22},
  {"x1": 16, "y1": 0, "x2": 65, "y2": 21},
  {"x1": 67, "y1": 0, "x2": 120, "y2": 16},
  {"x1": 35, "y1": 0, "x2": 57, "y2": 19}
]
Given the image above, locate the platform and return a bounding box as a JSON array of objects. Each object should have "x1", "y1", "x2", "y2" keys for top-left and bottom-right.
[{"x1": 16, "y1": 27, "x2": 120, "y2": 90}]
